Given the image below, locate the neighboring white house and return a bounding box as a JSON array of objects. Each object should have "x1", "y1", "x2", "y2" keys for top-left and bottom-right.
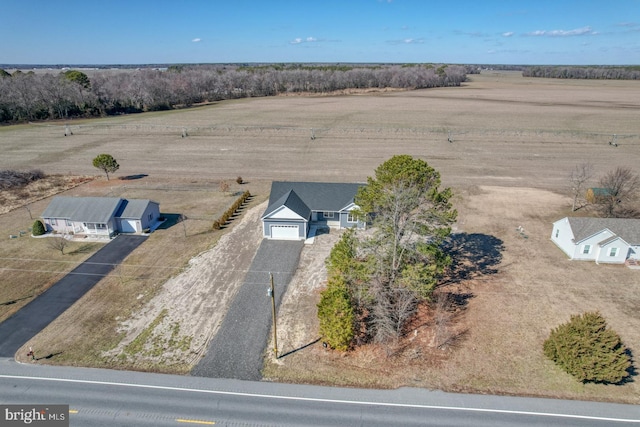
[
  {"x1": 41, "y1": 197, "x2": 160, "y2": 238},
  {"x1": 261, "y1": 181, "x2": 366, "y2": 240},
  {"x1": 551, "y1": 217, "x2": 640, "y2": 264}
]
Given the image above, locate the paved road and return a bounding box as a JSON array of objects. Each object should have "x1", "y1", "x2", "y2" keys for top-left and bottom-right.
[
  {"x1": 1, "y1": 360, "x2": 638, "y2": 427},
  {"x1": 0, "y1": 235, "x2": 146, "y2": 357},
  {"x1": 191, "y1": 239, "x2": 304, "y2": 380}
]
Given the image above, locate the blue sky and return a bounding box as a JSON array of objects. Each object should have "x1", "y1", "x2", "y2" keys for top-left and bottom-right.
[{"x1": 2, "y1": 0, "x2": 639, "y2": 65}]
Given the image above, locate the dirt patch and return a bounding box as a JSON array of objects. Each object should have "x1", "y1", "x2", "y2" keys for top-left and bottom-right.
[{"x1": 102, "y1": 201, "x2": 267, "y2": 367}]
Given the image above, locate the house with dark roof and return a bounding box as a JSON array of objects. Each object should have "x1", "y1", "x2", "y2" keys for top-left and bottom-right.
[
  {"x1": 261, "y1": 181, "x2": 366, "y2": 240},
  {"x1": 41, "y1": 197, "x2": 160, "y2": 238},
  {"x1": 551, "y1": 217, "x2": 640, "y2": 265}
]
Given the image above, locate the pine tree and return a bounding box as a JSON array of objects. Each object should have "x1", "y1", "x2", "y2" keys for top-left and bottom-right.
[{"x1": 317, "y1": 275, "x2": 354, "y2": 351}]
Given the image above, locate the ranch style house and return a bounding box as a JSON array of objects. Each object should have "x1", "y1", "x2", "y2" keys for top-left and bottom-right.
[
  {"x1": 551, "y1": 217, "x2": 640, "y2": 265},
  {"x1": 262, "y1": 181, "x2": 366, "y2": 240},
  {"x1": 41, "y1": 196, "x2": 160, "y2": 238}
]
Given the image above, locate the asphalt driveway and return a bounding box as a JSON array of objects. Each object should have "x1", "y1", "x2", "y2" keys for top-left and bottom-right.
[
  {"x1": 191, "y1": 239, "x2": 304, "y2": 380},
  {"x1": 0, "y1": 235, "x2": 146, "y2": 357}
]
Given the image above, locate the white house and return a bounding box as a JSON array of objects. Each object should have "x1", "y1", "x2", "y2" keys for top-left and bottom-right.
[
  {"x1": 261, "y1": 181, "x2": 366, "y2": 240},
  {"x1": 41, "y1": 197, "x2": 160, "y2": 238},
  {"x1": 551, "y1": 217, "x2": 640, "y2": 264}
]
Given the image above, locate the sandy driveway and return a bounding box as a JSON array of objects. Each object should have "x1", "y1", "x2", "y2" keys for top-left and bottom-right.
[{"x1": 104, "y1": 201, "x2": 267, "y2": 367}]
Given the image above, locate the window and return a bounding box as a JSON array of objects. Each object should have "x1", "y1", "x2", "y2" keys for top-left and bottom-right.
[
  {"x1": 148, "y1": 213, "x2": 153, "y2": 221},
  {"x1": 66, "y1": 220, "x2": 72, "y2": 226},
  {"x1": 582, "y1": 245, "x2": 591, "y2": 254},
  {"x1": 96, "y1": 223, "x2": 106, "y2": 230},
  {"x1": 555, "y1": 229, "x2": 559, "y2": 238},
  {"x1": 609, "y1": 247, "x2": 619, "y2": 257},
  {"x1": 323, "y1": 212, "x2": 334, "y2": 219},
  {"x1": 347, "y1": 212, "x2": 357, "y2": 223},
  {"x1": 51, "y1": 219, "x2": 57, "y2": 226}
]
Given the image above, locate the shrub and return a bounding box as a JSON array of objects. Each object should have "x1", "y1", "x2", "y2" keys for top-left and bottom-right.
[
  {"x1": 543, "y1": 311, "x2": 632, "y2": 383},
  {"x1": 32, "y1": 220, "x2": 46, "y2": 236},
  {"x1": 236, "y1": 176, "x2": 243, "y2": 185},
  {"x1": 212, "y1": 220, "x2": 222, "y2": 230},
  {"x1": 317, "y1": 275, "x2": 355, "y2": 351}
]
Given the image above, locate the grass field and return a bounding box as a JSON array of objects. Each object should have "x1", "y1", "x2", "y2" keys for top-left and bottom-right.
[{"x1": 1, "y1": 71, "x2": 639, "y2": 402}]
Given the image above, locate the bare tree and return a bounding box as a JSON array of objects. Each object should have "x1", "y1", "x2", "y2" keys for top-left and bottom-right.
[
  {"x1": 598, "y1": 167, "x2": 640, "y2": 217},
  {"x1": 569, "y1": 162, "x2": 594, "y2": 211},
  {"x1": 47, "y1": 235, "x2": 69, "y2": 255}
]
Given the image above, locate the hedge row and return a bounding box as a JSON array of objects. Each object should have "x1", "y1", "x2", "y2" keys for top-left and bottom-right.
[{"x1": 212, "y1": 191, "x2": 251, "y2": 230}]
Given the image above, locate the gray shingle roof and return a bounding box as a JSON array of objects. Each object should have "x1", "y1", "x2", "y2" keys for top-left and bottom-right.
[
  {"x1": 116, "y1": 199, "x2": 155, "y2": 219},
  {"x1": 567, "y1": 217, "x2": 640, "y2": 244},
  {"x1": 263, "y1": 181, "x2": 364, "y2": 218},
  {"x1": 263, "y1": 189, "x2": 311, "y2": 219},
  {"x1": 41, "y1": 197, "x2": 123, "y2": 223}
]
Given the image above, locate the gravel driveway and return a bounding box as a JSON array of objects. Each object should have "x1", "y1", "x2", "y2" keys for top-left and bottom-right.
[{"x1": 191, "y1": 239, "x2": 304, "y2": 380}]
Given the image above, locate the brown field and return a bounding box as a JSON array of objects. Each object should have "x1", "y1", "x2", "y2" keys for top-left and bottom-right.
[{"x1": 2, "y1": 72, "x2": 640, "y2": 403}]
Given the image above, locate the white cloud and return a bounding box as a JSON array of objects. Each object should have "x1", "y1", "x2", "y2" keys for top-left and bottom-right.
[
  {"x1": 290, "y1": 36, "x2": 320, "y2": 44},
  {"x1": 192, "y1": 38, "x2": 201, "y2": 43},
  {"x1": 526, "y1": 26, "x2": 595, "y2": 37},
  {"x1": 387, "y1": 37, "x2": 425, "y2": 45},
  {"x1": 502, "y1": 32, "x2": 514, "y2": 37}
]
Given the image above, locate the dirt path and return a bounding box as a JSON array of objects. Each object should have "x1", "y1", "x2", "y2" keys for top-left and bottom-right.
[{"x1": 103, "y1": 201, "x2": 267, "y2": 367}]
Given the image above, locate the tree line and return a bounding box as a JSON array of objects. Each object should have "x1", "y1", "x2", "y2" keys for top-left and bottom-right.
[
  {"x1": 0, "y1": 64, "x2": 467, "y2": 124},
  {"x1": 523, "y1": 65, "x2": 640, "y2": 80}
]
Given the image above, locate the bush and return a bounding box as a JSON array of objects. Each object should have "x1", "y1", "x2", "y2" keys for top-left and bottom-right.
[
  {"x1": 212, "y1": 191, "x2": 251, "y2": 230},
  {"x1": 543, "y1": 312, "x2": 632, "y2": 383},
  {"x1": 236, "y1": 176, "x2": 243, "y2": 185},
  {"x1": 317, "y1": 276, "x2": 355, "y2": 351},
  {"x1": 32, "y1": 220, "x2": 46, "y2": 236}
]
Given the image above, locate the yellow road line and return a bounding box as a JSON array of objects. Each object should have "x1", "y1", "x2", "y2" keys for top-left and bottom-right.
[{"x1": 175, "y1": 419, "x2": 215, "y2": 425}]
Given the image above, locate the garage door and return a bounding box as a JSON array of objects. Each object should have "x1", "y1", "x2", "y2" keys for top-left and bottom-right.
[
  {"x1": 120, "y1": 219, "x2": 138, "y2": 233},
  {"x1": 270, "y1": 225, "x2": 300, "y2": 240}
]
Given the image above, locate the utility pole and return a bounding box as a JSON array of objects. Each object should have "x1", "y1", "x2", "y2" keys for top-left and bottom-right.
[{"x1": 268, "y1": 272, "x2": 278, "y2": 358}]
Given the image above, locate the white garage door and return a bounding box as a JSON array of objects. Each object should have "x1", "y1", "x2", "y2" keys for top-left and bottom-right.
[
  {"x1": 270, "y1": 225, "x2": 299, "y2": 240},
  {"x1": 120, "y1": 219, "x2": 138, "y2": 233}
]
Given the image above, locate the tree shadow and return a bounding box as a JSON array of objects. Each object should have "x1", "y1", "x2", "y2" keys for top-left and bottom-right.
[
  {"x1": 278, "y1": 338, "x2": 321, "y2": 359},
  {"x1": 156, "y1": 213, "x2": 183, "y2": 230},
  {"x1": 67, "y1": 243, "x2": 96, "y2": 255},
  {"x1": 35, "y1": 351, "x2": 63, "y2": 361},
  {"x1": 441, "y1": 233, "x2": 505, "y2": 284},
  {"x1": 118, "y1": 174, "x2": 148, "y2": 180}
]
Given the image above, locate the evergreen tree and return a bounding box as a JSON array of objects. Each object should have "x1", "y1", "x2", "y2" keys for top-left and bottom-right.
[
  {"x1": 543, "y1": 312, "x2": 632, "y2": 383},
  {"x1": 317, "y1": 275, "x2": 355, "y2": 351},
  {"x1": 32, "y1": 219, "x2": 46, "y2": 236}
]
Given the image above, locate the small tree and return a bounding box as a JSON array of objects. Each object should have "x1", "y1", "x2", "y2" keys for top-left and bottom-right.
[
  {"x1": 236, "y1": 176, "x2": 243, "y2": 185},
  {"x1": 597, "y1": 167, "x2": 640, "y2": 217},
  {"x1": 543, "y1": 312, "x2": 632, "y2": 383},
  {"x1": 32, "y1": 220, "x2": 46, "y2": 236},
  {"x1": 92, "y1": 154, "x2": 119, "y2": 181},
  {"x1": 569, "y1": 162, "x2": 593, "y2": 211},
  {"x1": 47, "y1": 236, "x2": 69, "y2": 255},
  {"x1": 317, "y1": 275, "x2": 355, "y2": 351}
]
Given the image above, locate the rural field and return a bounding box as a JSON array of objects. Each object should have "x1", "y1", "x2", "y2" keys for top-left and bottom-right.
[{"x1": 1, "y1": 71, "x2": 639, "y2": 403}]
